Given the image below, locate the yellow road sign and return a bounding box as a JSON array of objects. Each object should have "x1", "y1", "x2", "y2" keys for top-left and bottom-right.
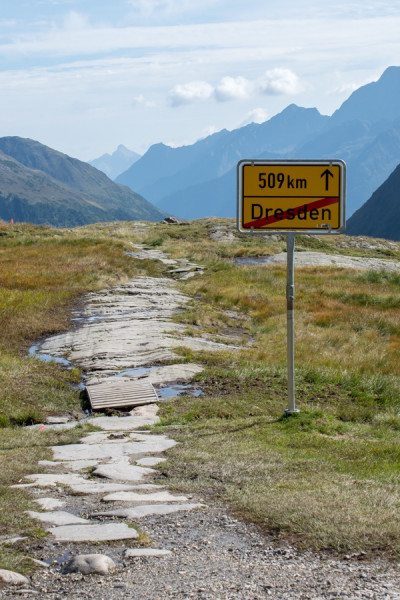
[{"x1": 237, "y1": 160, "x2": 346, "y2": 233}]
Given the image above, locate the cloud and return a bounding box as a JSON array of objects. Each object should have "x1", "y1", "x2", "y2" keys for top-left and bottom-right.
[
  {"x1": 132, "y1": 94, "x2": 156, "y2": 107},
  {"x1": 62, "y1": 11, "x2": 89, "y2": 31},
  {"x1": 167, "y1": 80, "x2": 213, "y2": 106},
  {"x1": 0, "y1": 19, "x2": 17, "y2": 27},
  {"x1": 200, "y1": 125, "x2": 221, "y2": 138},
  {"x1": 214, "y1": 76, "x2": 251, "y2": 102},
  {"x1": 259, "y1": 68, "x2": 302, "y2": 95},
  {"x1": 240, "y1": 107, "x2": 269, "y2": 125},
  {"x1": 329, "y1": 82, "x2": 360, "y2": 95},
  {"x1": 168, "y1": 69, "x2": 302, "y2": 108},
  {"x1": 126, "y1": 0, "x2": 223, "y2": 22}
]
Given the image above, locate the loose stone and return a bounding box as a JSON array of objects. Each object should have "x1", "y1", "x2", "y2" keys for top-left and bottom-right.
[
  {"x1": 123, "y1": 549, "x2": 172, "y2": 558},
  {"x1": 62, "y1": 554, "x2": 117, "y2": 575},
  {"x1": 0, "y1": 569, "x2": 30, "y2": 586}
]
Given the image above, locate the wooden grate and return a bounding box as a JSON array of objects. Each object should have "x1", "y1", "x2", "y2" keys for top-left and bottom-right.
[{"x1": 86, "y1": 379, "x2": 158, "y2": 411}]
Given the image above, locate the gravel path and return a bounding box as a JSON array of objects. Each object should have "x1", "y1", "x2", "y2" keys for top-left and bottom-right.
[{"x1": 3, "y1": 505, "x2": 400, "y2": 599}]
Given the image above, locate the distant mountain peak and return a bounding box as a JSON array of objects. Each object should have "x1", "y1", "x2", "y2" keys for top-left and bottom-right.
[
  {"x1": 331, "y1": 65, "x2": 400, "y2": 125},
  {"x1": 0, "y1": 136, "x2": 164, "y2": 227},
  {"x1": 90, "y1": 144, "x2": 140, "y2": 180}
]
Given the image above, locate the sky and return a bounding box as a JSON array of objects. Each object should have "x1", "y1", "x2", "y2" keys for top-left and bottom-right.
[{"x1": 1, "y1": 1, "x2": 400, "y2": 161}]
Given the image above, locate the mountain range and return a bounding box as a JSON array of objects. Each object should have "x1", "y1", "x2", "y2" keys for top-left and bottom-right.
[
  {"x1": 0, "y1": 137, "x2": 164, "y2": 227},
  {"x1": 89, "y1": 144, "x2": 140, "y2": 180},
  {"x1": 116, "y1": 66, "x2": 400, "y2": 222},
  {"x1": 346, "y1": 162, "x2": 400, "y2": 241}
]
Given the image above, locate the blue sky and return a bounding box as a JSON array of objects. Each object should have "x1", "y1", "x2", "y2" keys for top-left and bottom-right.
[{"x1": 1, "y1": 0, "x2": 399, "y2": 161}]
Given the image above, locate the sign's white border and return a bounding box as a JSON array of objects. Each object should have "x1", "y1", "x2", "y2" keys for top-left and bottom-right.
[{"x1": 237, "y1": 159, "x2": 346, "y2": 235}]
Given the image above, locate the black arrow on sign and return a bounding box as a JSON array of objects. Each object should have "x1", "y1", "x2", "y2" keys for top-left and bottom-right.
[{"x1": 321, "y1": 169, "x2": 334, "y2": 191}]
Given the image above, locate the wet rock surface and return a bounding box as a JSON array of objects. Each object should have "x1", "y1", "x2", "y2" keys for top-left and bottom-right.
[{"x1": 267, "y1": 250, "x2": 400, "y2": 272}]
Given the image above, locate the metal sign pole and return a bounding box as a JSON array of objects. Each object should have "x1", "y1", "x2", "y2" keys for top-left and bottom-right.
[{"x1": 286, "y1": 233, "x2": 299, "y2": 414}]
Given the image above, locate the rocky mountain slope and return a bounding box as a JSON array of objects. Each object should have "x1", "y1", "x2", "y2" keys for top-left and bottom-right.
[
  {"x1": 0, "y1": 137, "x2": 164, "y2": 227},
  {"x1": 346, "y1": 162, "x2": 400, "y2": 241}
]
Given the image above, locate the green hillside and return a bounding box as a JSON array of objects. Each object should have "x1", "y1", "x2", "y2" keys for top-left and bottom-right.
[{"x1": 0, "y1": 138, "x2": 165, "y2": 227}]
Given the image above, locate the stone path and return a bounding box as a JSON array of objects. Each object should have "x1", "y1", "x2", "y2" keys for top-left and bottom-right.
[
  {"x1": 2, "y1": 243, "x2": 400, "y2": 598},
  {"x1": 11, "y1": 247, "x2": 214, "y2": 548},
  {"x1": 267, "y1": 251, "x2": 400, "y2": 272},
  {"x1": 1, "y1": 245, "x2": 224, "y2": 592}
]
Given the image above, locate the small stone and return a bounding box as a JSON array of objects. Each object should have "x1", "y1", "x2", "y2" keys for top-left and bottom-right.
[
  {"x1": 124, "y1": 548, "x2": 172, "y2": 558},
  {"x1": 62, "y1": 554, "x2": 116, "y2": 575},
  {"x1": 0, "y1": 569, "x2": 30, "y2": 586},
  {"x1": 46, "y1": 416, "x2": 71, "y2": 424},
  {"x1": 28, "y1": 558, "x2": 50, "y2": 568}
]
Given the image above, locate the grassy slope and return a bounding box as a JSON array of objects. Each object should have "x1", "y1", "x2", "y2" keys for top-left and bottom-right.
[{"x1": 0, "y1": 218, "x2": 399, "y2": 569}]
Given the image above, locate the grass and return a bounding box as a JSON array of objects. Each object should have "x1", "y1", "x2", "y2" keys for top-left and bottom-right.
[{"x1": 1, "y1": 218, "x2": 400, "y2": 563}]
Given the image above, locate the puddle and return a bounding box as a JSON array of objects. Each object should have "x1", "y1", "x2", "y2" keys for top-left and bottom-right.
[
  {"x1": 234, "y1": 256, "x2": 273, "y2": 265},
  {"x1": 71, "y1": 315, "x2": 101, "y2": 323},
  {"x1": 157, "y1": 384, "x2": 204, "y2": 398},
  {"x1": 112, "y1": 366, "x2": 153, "y2": 378},
  {"x1": 51, "y1": 550, "x2": 73, "y2": 566},
  {"x1": 29, "y1": 345, "x2": 72, "y2": 368}
]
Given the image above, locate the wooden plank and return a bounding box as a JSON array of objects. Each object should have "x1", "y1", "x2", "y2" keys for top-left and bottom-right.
[{"x1": 86, "y1": 379, "x2": 158, "y2": 411}]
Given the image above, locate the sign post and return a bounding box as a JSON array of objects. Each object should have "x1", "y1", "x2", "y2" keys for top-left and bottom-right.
[
  {"x1": 237, "y1": 160, "x2": 346, "y2": 414},
  {"x1": 286, "y1": 232, "x2": 297, "y2": 413}
]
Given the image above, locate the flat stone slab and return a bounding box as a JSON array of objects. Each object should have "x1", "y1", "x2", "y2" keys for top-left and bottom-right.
[
  {"x1": 93, "y1": 461, "x2": 155, "y2": 482},
  {"x1": 34, "y1": 498, "x2": 65, "y2": 510},
  {"x1": 92, "y1": 503, "x2": 204, "y2": 519},
  {"x1": 15, "y1": 473, "x2": 91, "y2": 488},
  {"x1": 68, "y1": 482, "x2": 148, "y2": 494},
  {"x1": 27, "y1": 511, "x2": 90, "y2": 526},
  {"x1": 87, "y1": 415, "x2": 160, "y2": 431},
  {"x1": 37, "y1": 275, "x2": 236, "y2": 378},
  {"x1": 52, "y1": 443, "x2": 128, "y2": 462},
  {"x1": 15, "y1": 473, "x2": 146, "y2": 494},
  {"x1": 79, "y1": 431, "x2": 131, "y2": 445},
  {"x1": 267, "y1": 251, "x2": 400, "y2": 272},
  {"x1": 124, "y1": 548, "x2": 172, "y2": 558},
  {"x1": 49, "y1": 522, "x2": 139, "y2": 542},
  {"x1": 125, "y1": 363, "x2": 203, "y2": 386},
  {"x1": 101, "y1": 490, "x2": 188, "y2": 503},
  {"x1": 52, "y1": 436, "x2": 176, "y2": 461},
  {"x1": 39, "y1": 459, "x2": 100, "y2": 472}
]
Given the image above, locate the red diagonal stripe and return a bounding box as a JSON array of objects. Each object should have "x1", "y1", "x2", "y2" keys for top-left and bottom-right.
[{"x1": 243, "y1": 197, "x2": 339, "y2": 228}]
